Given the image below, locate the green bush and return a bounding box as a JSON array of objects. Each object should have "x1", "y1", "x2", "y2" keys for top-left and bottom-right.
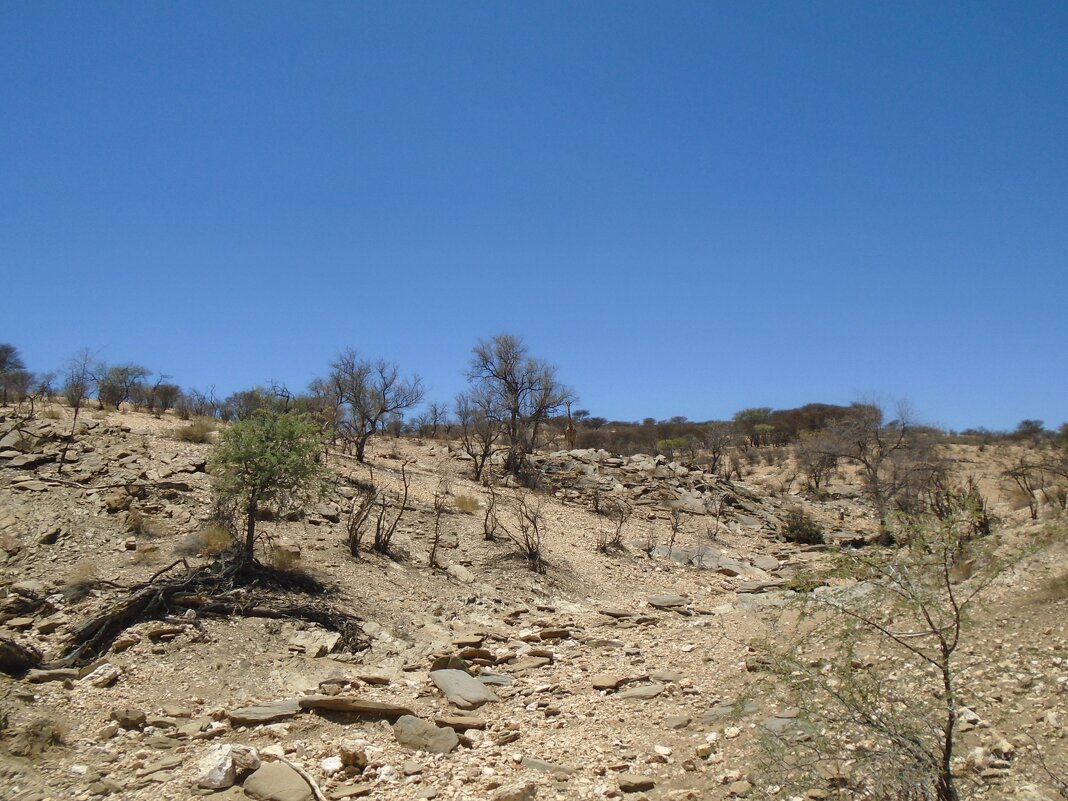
[{"x1": 780, "y1": 506, "x2": 825, "y2": 545}]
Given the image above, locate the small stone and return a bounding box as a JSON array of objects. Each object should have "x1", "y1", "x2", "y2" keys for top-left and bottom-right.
[
  {"x1": 110, "y1": 707, "x2": 146, "y2": 729},
  {"x1": 321, "y1": 756, "x2": 343, "y2": 776},
  {"x1": 493, "y1": 781, "x2": 538, "y2": 801}
]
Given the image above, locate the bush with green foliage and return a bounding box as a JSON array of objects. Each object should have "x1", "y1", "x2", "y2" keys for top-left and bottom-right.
[
  {"x1": 780, "y1": 506, "x2": 825, "y2": 544},
  {"x1": 210, "y1": 410, "x2": 326, "y2": 561}
]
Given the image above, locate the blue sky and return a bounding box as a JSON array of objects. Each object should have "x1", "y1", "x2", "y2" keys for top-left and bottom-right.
[{"x1": 3, "y1": 2, "x2": 1066, "y2": 431}]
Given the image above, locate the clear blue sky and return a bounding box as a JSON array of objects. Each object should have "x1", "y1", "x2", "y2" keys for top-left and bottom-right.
[{"x1": 3, "y1": 2, "x2": 1066, "y2": 431}]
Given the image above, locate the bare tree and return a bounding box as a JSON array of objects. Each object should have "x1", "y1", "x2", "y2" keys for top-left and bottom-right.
[
  {"x1": 58, "y1": 350, "x2": 93, "y2": 475},
  {"x1": 329, "y1": 349, "x2": 424, "y2": 462},
  {"x1": 94, "y1": 363, "x2": 151, "y2": 409},
  {"x1": 795, "y1": 431, "x2": 839, "y2": 491},
  {"x1": 510, "y1": 493, "x2": 547, "y2": 572},
  {"x1": 466, "y1": 334, "x2": 574, "y2": 475},
  {"x1": 701, "y1": 421, "x2": 735, "y2": 474},
  {"x1": 597, "y1": 498, "x2": 630, "y2": 554},
  {"x1": 483, "y1": 482, "x2": 502, "y2": 541},
  {"x1": 814, "y1": 401, "x2": 942, "y2": 534},
  {"x1": 455, "y1": 388, "x2": 504, "y2": 482},
  {"x1": 429, "y1": 477, "x2": 451, "y2": 568},
  {"x1": 372, "y1": 461, "x2": 412, "y2": 556},
  {"x1": 0, "y1": 344, "x2": 30, "y2": 406}
]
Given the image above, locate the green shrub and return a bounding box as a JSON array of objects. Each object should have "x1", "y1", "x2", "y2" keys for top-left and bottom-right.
[{"x1": 780, "y1": 506, "x2": 825, "y2": 545}]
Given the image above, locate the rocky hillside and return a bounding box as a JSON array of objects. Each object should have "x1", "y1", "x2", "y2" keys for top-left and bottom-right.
[{"x1": 0, "y1": 405, "x2": 1065, "y2": 801}]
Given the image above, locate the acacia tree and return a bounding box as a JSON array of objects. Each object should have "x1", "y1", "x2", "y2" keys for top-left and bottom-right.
[
  {"x1": 758, "y1": 504, "x2": 999, "y2": 801},
  {"x1": 210, "y1": 410, "x2": 326, "y2": 562},
  {"x1": 466, "y1": 334, "x2": 573, "y2": 475},
  {"x1": 328, "y1": 349, "x2": 424, "y2": 462}
]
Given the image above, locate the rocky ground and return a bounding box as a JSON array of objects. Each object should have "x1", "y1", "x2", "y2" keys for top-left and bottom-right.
[{"x1": 0, "y1": 405, "x2": 1066, "y2": 801}]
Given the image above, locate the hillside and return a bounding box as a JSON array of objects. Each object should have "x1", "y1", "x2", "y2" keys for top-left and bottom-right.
[{"x1": 1, "y1": 404, "x2": 1066, "y2": 801}]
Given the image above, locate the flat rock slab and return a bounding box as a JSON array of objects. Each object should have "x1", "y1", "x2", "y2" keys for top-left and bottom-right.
[
  {"x1": 647, "y1": 594, "x2": 689, "y2": 609},
  {"x1": 592, "y1": 673, "x2": 645, "y2": 691},
  {"x1": 648, "y1": 670, "x2": 683, "y2": 684},
  {"x1": 616, "y1": 684, "x2": 665, "y2": 701},
  {"x1": 521, "y1": 756, "x2": 576, "y2": 776},
  {"x1": 393, "y1": 715, "x2": 459, "y2": 754},
  {"x1": 619, "y1": 773, "x2": 656, "y2": 793},
  {"x1": 430, "y1": 669, "x2": 499, "y2": 710},
  {"x1": 330, "y1": 784, "x2": 373, "y2": 799},
  {"x1": 228, "y1": 699, "x2": 302, "y2": 726},
  {"x1": 243, "y1": 761, "x2": 312, "y2": 801},
  {"x1": 435, "y1": 714, "x2": 487, "y2": 731},
  {"x1": 506, "y1": 657, "x2": 551, "y2": 673},
  {"x1": 26, "y1": 668, "x2": 79, "y2": 683},
  {"x1": 298, "y1": 695, "x2": 413, "y2": 719}
]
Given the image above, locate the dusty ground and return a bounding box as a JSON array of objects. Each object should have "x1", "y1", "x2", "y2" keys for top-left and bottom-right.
[{"x1": 0, "y1": 405, "x2": 1065, "y2": 801}]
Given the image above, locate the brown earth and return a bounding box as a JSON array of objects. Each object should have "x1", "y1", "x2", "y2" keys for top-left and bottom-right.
[{"x1": 0, "y1": 405, "x2": 1065, "y2": 801}]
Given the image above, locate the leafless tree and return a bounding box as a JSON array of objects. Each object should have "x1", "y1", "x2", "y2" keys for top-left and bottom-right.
[
  {"x1": 328, "y1": 349, "x2": 424, "y2": 462},
  {"x1": 466, "y1": 334, "x2": 574, "y2": 475},
  {"x1": 58, "y1": 350, "x2": 93, "y2": 474},
  {"x1": 814, "y1": 401, "x2": 942, "y2": 533},
  {"x1": 597, "y1": 498, "x2": 630, "y2": 553},
  {"x1": 795, "y1": 432, "x2": 839, "y2": 491},
  {"x1": 701, "y1": 422, "x2": 735, "y2": 475},
  {"x1": 483, "y1": 482, "x2": 502, "y2": 541},
  {"x1": 510, "y1": 493, "x2": 547, "y2": 572},
  {"x1": 372, "y1": 461, "x2": 412, "y2": 556},
  {"x1": 455, "y1": 388, "x2": 504, "y2": 482},
  {"x1": 94, "y1": 363, "x2": 151, "y2": 409},
  {"x1": 0, "y1": 344, "x2": 31, "y2": 406},
  {"x1": 429, "y1": 477, "x2": 450, "y2": 568}
]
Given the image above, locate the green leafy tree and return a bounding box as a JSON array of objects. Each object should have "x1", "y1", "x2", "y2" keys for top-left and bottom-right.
[{"x1": 210, "y1": 410, "x2": 326, "y2": 561}]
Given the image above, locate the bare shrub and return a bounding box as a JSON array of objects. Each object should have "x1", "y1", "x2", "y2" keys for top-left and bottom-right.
[
  {"x1": 666, "y1": 507, "x2": 683, "y2": 554},
  {"x1": 429, "y1": 477, "x2": 450, "y2": 568},
  {"x1": 61, "y1": 561, "x2": 98, "y2": 601},
  {"x1": 483, "y1": 483, "x2": 502, "y2": 541},
  {"x1": 596, "y1": 499, "x2": 630, "y2": 554},
  {"x1": 271, "y1": 548, "x2": 301, "y2": 572},
  {"x1": 7, "y1": 715, "x2": 68, "y2": 757},
  {"x1": 510, "y1": 493, "x2": 546, "y2": 572},
  {"x1": 345, "y1": 487, "x2": 376, "y2": 557}
]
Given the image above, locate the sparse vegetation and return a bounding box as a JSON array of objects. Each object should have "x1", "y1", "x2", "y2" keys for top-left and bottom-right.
[
  {"x1": 211, "y1": 409, "x2": 327, "y2": 561},
  {"x1": 757, "y1": 506, "x2": 1003, "y2": 801},
  {"x1": 174, "y1": 417, "x2": 215, "y2": 443},
  {"x1": 780, "y1": 505, "x2": 825, "y2": 545},
  {"x1": 453, "y1": 492, "x2": 480, "y2": 515}
]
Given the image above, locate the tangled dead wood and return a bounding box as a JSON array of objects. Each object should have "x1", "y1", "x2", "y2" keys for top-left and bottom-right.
[{"x1": 45, "y1": 556, "x2": 366, "y2": 668}]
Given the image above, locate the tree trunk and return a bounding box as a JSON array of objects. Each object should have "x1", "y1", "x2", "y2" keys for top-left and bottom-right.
[{"x1": 245, "y1": 493, "x2": 258, "y2": 562}]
